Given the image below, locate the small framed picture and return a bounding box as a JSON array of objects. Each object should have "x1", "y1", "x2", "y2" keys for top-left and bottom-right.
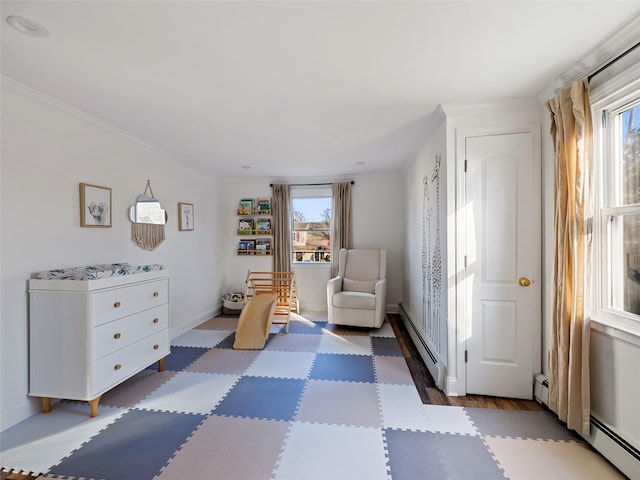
[
  {"x1": 79, "y1": 183, "x2": 112, "y2": 227},
  {"x1": 178, "y1": 202, "x2": 194, "y2": 231}
]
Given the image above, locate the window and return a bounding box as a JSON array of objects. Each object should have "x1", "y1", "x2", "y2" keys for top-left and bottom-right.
[
  {"x1": 601, "y1": 101, "x2": 640, "y2": 316},
  {"x1": 291, "y1": 194, "x2": 332, "y2": 263},
  {"x1": 593, "y1": 64, "x2": 640, "y2": 330}
]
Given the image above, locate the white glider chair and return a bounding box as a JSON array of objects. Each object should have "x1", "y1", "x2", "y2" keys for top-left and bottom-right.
[{"x1": 327, "y1": 248, "x2": 387, "y2": 328}]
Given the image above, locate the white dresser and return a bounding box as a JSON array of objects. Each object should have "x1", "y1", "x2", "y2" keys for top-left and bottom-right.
[{"x1": 29, "y1": 267, "x2": 170, "y2": 417}]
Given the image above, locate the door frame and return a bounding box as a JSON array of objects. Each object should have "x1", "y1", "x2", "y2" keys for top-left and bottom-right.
[{"x1": 452, "y1": 124, "x2": 542, "y2": 397}]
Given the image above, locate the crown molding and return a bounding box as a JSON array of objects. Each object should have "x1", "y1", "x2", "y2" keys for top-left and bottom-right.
[
  {"x1": 440, "y1": 97, "x2": 542, "y2": 117},
  {"x1": 1, "y1": 75, "x2": 174, "y2": 160},
  {"x1": 537, "y1": 12, "x2": 640, "y2": 101}
]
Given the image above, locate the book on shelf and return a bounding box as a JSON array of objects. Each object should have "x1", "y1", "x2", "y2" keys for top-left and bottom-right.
[
  {"x1": 238, "y1": 239, "x2": 256, "y2": 254},
  {"x1": 255, "y1": 237, "x2": 271, "y2": 254},
  {"x1": 238, "y1": 218, "x2": 254, "y2": 234},
  {"x1": 256, "y1": 198, "x2": 271, "y2": 213},
  {"x1": 256, "y1": 217, "x2": 271, "y2": 232},
  {"x1": 238, "y1": 199, "x2": 253, "y2": 215}
]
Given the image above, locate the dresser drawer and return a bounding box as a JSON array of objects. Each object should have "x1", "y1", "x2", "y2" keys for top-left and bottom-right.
[
  {"x1": 93, "y1": 305, "x2": 168, "y2": 359},
  {"x1": 91, "y1": 279, "x2": 168, "y2": 326},
  {"x1": 93, "y1": 329, "x2": 169, "y2": 394}
]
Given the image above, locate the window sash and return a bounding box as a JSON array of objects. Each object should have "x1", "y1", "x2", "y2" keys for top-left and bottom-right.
[
  {"x1": 598, "y1": 98, "x2": 640, "y2": 322},
  {"x1": 290, "y1": 190, "x2": 332, "y2": 264}
]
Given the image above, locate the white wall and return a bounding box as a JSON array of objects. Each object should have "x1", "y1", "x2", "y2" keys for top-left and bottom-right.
[
  {"x1": 351, "y1": 174, "x2": 404, "y2": 312},
  {"x1": 402, "y1": 116, "x2": 448, "y2": 367},
  {"x1": 0, "y1": 79, "x2": 225, "y2": 430},
  {"x1": 402, "y1": 100, "x2": 544, "y2": 396},
  {"x1": 223, "y1": 174, "x2": 404, "y2": 312},
  {"x1": 1, "y1": 82, "x2": 405, "y2": 431},
  {"x1": 223, "y1": 178, "x2": 274, "y2": 295}
]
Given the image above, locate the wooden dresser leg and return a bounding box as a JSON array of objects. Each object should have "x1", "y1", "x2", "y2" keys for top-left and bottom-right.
[
  {"x1": 158, "y1": 356, "x2": 166, "y2": 372},
  {"x1": 88, "y1": 396, "x2": 101, "y2": 417},
  {"x1": 41, "y1": 397, "x2": 52, "y2": 414}
]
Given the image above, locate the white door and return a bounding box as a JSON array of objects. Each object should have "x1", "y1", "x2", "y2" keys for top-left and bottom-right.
[{"x1": 464, "y1": 132, "x2": 540, "y2": 399}]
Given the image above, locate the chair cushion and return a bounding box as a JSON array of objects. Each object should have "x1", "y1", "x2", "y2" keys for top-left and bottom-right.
[
  {"x1": 343, "y1": 278, "x2": 376, "y2": 294},
  {"x1": 343, "y1": 250, "x2": 381, "y2": 281},
  {"x1": 332, "y1": 291, "x2": 376, "y2": 310}
]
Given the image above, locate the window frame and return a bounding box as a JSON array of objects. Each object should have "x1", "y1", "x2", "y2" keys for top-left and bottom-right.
[
  {"x1": 290, "y1": 186, "x2": 332, "y2": 267},
  {"x1": 591, "y1": 61, "x2": 640, "y2": 335}
]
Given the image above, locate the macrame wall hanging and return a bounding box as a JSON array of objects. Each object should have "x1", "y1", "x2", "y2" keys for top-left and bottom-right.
[{"x1": 128, "y1": 180, "x2": 167, "y2": 251}]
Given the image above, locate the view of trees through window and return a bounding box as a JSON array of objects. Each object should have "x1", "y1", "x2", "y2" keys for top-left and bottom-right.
[
  {"x1": 292, "y1": 197, "x2": 331, "y2": 263},
  {"x1": 621, "y1": 104, "x2": 640, "y2": 314}
]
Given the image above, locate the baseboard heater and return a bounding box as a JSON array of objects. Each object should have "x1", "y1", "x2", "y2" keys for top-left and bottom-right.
[
  {"x1": 398, "y1": 303, "x2": 446, "y2": 389},
  {"x1": 534, "y1": 374, "x2": 639, "y2": 479},
  {"x1": 590, "y1": 414, "x2": 640, "y2": 479}
]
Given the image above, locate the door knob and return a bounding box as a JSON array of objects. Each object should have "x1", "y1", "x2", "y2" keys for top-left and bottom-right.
[{"x1": 518, "y1": 277, "x2": 531, "y2": 287}]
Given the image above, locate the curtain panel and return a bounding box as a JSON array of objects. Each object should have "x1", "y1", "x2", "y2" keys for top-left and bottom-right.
[
  {"x1": 545, "y1": 79, "x2": 593, "y2": 436},
  {"x1": 331, "y1": 181, "x2": 353, "y2": 276},
  {"x1": 272, "y1": 184, "x2": 291, "y2": 273}
]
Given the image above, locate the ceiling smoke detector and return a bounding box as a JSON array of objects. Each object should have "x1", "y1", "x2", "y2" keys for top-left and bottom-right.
[{"x1": 6, "y1": 15, "x2": 49, "y2": 37}]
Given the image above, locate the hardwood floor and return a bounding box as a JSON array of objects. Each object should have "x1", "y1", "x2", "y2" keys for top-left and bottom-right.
[
  {"x1": 0, "y1": 473, "x2": 34, "y2": 480},
  {"x1": 388, "y1": 313, "x2": 545, "y2": 411}
]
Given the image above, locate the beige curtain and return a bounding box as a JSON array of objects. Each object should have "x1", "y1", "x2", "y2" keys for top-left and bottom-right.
[
  {"x1": 272, "y1": 184, "x2": 291, "y2": 273},
  {"x1": 331, "y1": 181, "x2": 353, "y2": 276},
  {"x1": 545, "y1": 79, "x2": 593, "y2": 436}
]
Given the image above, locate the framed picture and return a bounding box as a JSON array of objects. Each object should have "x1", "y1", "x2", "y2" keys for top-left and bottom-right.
[
  {"x1": 79, "y1": 183, "x2": 112, "y2": 227},
  {"x1": 178, "y1": 202, "x2": 194, "y2": 231}
]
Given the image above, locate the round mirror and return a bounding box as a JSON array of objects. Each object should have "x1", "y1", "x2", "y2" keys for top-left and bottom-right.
[{"x1": 129, "y1": 194, "x2": 166, "y2": 225}]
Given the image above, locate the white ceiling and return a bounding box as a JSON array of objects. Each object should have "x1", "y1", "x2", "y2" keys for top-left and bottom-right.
[{"x1": 2, "y1": 1, "x2": 639, "y2": 177}]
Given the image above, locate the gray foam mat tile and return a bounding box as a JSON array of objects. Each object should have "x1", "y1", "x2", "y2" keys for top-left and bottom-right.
[
  {"x1": 384, "y1": 428, "x2": 449, "y2": 479},
  {"x1": 464, "y1": 407, "x2": 581, "y2": 440},
  {"x1": 371, "y1": 336, "x2": 404, "y2": 357}
]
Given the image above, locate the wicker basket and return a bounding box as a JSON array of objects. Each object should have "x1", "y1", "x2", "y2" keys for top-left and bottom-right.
[{"x1": 222, "y1": 297, "x2": 245, "y2": 315}]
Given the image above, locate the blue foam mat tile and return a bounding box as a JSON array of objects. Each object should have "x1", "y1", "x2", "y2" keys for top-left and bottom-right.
[
  {"x1": 213, "y1": 376, "x2": 306, "y2": 421},
  {"x1": 286, "y1": 320, "x2": 328, "y2": 334},
  {"x1": 215, "y1": 331, "x2": 278, "y2": 350},
  {"x1": 47, "y1": 409, "x2": 205, "y2": 480},
  {"x1": 146, "y1": 345, "x2": 209, "y2": 372},
  {"x1": 309, "y1": 353, "x2": 376, "y2": 383}
]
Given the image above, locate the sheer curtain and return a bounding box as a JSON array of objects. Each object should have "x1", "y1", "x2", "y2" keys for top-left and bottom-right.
[
  {"x1": 272, "y1": 184, "x2": 291, "y2": 273},
  {"x1": 545, "y1": 79, "x2": 593, "y2": 436},
  {"x1": 331, "y1": 181, "x2": 353, "y2": 276}
]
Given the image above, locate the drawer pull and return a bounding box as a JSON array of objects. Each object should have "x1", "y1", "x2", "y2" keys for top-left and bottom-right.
[
  {"x1": 114, "y1": 333, "x2": 121, "y2": 339},
  {"x1": 114, "y1": 301, "x2": 121, "y2": 308},
  {"x1": 153, "y1": 344, "x2": 159, "y2": 350},
  {"x1": 153, "y1": 318, "x2": 159, "y2": 324},
  {"x1": 153, "y1": 292, "x2": 159, "y2": 297},
  {"x1": 114, "y1": 364, "x2": 122, "y2": 371}
]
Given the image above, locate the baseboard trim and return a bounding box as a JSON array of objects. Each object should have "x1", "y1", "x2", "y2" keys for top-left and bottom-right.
[
  {"x1": 398, "y1": 303, "x2": 446, "y2": 389},
  {"x1": 169, "y1": 306, "x2": 218, "y2": 339},
  {"x1": 1, "y1": 398, "x2": 41, "y2": 432}
]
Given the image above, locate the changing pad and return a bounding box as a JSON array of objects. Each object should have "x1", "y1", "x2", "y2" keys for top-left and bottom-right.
[{"x1": 32, "y1": 263, "x2": 165, "y2": 281}]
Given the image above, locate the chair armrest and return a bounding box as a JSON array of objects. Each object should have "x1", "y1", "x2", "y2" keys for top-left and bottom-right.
[
  {"x1": 374, "y1": 278, "x2": 387, "y2": 327},
  {"x1": 375, "y1": 278, "x2": 387, "y2": 297},
  {"x1": 327, "y1": 275, "x2": 343, "y2": 296}
]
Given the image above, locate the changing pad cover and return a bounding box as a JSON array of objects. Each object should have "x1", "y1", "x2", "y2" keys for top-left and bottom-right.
[{"x1": 32, "y1": 263, "x2": 165, "y2": 281}]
